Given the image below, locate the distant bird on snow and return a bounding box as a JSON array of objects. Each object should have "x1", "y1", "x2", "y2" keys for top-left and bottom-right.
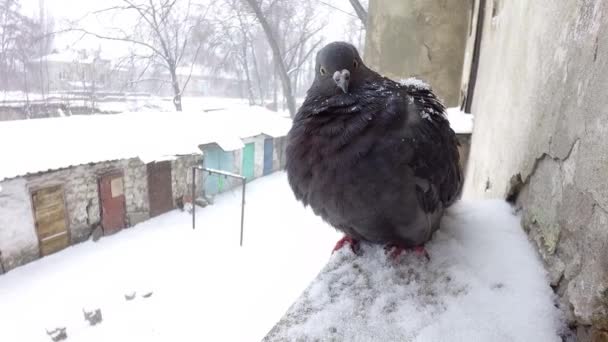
[{"x1": 286, "y1": 42, "x2": 462, "y2": 259}]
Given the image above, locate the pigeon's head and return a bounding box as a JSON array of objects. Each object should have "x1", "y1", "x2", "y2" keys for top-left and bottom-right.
[{"x1": 313, "y1": 42, "x2": 367, "y2": 96}]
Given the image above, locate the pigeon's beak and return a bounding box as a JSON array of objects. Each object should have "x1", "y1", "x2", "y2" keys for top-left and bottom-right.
[{"x1": 333, "y1": 69, "x2": 350, "y2": 93}]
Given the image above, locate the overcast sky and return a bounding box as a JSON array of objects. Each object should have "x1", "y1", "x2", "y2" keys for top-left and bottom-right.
[{"x1": 19, "y1": 0, "x2": 365, "y2": 60}]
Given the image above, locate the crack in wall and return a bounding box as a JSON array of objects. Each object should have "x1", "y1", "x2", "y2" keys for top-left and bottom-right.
[
  {"x1": 423, "y1": 43, "x2": 432, "y2": 62},
  {"x1": 507, "y1": 137, "x2": 581, "y2": 202}
]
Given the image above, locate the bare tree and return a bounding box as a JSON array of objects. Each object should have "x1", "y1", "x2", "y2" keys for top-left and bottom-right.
[
  {"x1": 1, "y1": 0, "x2": 49, "y2": 92},
  {"x1": 242, "y1": 0, "x2": 296, "y2": 117},
  {"x1": 0, "y1": 0, "x2": 22, "y2": 90},
  {"x1": 217, "y1": 0, "x2": 257, "y2": 104},
  {"x1": 348, "y1": 0, "x2": 367, "y2": 28},
  {"x1": 69, "y1": 0, "x2": 216, "y2": 111}
]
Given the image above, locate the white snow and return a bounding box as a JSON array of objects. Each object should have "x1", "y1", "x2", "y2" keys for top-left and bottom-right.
[
  {"x1": 447, "y1": 107, "x2": 475, "y2": 134},
  {"x1": 0, "y1": 105, "x2": 292, "y2": 181},
  {"x1": 173, "y1": 65, "x2": 239, "y2": 81},
  {"x1": 0, "y1": 172, "x2": 342, "y2": 342},
  {"x1": 266, "y1": 200, "x2": 564, "y2": 342},
  {"x1": 0, "y1": 173, "x2": 564, "y2": 341},
  {"x1": 0, "y1": 92, "x2": 256, "y2": 115},
  {"x1": 400, "y1": 77, "x2": 431, "y2": 90}
]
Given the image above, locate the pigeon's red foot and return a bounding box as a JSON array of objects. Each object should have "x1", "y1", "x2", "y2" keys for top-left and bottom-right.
[
  {"x1": 332, "y1": 236, "x2": 359, "y2": 255},
  {"x1": 384, "y1": 244, "x2": 430, "y2": 261}
]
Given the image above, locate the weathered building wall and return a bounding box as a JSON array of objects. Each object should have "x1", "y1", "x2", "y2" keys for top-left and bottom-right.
[
  {"x1": 0, "y1": 155, "x2": 214, "y2": 272},
  {"x1": 0, "y1": 178, "x2": 39, "y2": 271},
  {"x1": 27, "y1": 161, "x2": 122, "y2": 244},
  {"x1": 462, "y1": 0, "x2": 608, "y2": 339},
  {"x1": 123, "y1": 159, "x2": 150, "y2": 226},
  {"x1": 25, "y1": 159, "x2": 151, "y2": 242},
  {"x1": 272, "y1": 136, "x2": 287, "y2": 171},
  {"x1": 364, "y1": 0, "x2": 471, "y2": 106},
  {"x1": 171, "y1": 154, "x2": 202, "y2": 204},
  {"x1": 0, "y1": 158, "x2": 152, "y2": 270}
]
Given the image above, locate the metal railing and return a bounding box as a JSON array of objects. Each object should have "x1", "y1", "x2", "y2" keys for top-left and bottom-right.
[{"x1": 191, "y1": 166, "x2": 247, "y2": 246}]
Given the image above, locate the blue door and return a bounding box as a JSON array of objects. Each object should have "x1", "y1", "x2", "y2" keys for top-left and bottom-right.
[
  {"x1": 204, "y1": 146, "x2": 221, "y2": 195},
  {"x1": 263, "y1": 138, "x2": 273, "y2": 175},
  {"x1": 204, "y1": 145, "x2": 235, "y2": 196}
]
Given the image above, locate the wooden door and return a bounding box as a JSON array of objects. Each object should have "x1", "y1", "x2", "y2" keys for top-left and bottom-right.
[
  {"x1": 99, "y1": 172, "x2": 126, "y2": 235},
  {"x1": 32, "y1": 185, "x2": 69, "y2": 256},
  {"x1": 147, "y1": 161, "x2": 174, "y2": 217},
  {"x1": 242, "y1": 143, "x2": 255, "y2": 181},
  {"x1": 263, "y1": 138, "x2": 273, "y2": 175}
]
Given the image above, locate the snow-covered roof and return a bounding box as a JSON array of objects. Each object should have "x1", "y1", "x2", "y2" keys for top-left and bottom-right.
[{"x1": 0, "y1": 106, "x2": 292, "y2": 181}]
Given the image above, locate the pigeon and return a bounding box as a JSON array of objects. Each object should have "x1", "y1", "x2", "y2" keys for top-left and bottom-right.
[{"x1": 285, "y1": 42, "x2": 462, "y2": 258}]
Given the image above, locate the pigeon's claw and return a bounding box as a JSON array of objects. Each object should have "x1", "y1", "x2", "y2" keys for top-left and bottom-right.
[
  {"x1": 413, "y1": 246, "x2": 431, "y2": 260},
  {"x1": 384, "y1": 244, "x2": 430, "y2": 261},
  {"x1": 332, "y1": 236, "x2": 359, "y2": 255}
]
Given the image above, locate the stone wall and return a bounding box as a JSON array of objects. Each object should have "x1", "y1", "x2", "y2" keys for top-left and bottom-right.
[
  {"x1": 171, "y1": 154, "x2": 202, "y2": 203},
  {"x1": 124, "y1": 159, "x2": 150, "y2": 226},
  {"x1": 461, "y1": 0, "x2": 608, "y2": 339},
  {"x1": 26, "y1": 160, "x2": 129, "y2": 244},
  {"x1": 364, "y1": 0, "x2": 471, "y2": 106}
]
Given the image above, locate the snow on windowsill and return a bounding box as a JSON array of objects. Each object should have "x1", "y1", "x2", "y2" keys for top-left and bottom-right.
[
  {"x1": 447, "y1": 107, "x2": 474, "y2": 135},
  {"x1": 264, "y1": 200, "x2": 564, "y2": 342}
]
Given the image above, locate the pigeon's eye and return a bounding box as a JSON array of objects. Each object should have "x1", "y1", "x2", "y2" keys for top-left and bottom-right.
[
  {"x1": 353, "y1": 60, "x2": 359, "y2": 69},
  {"x1": 320, "y1": 66, "x2": 327, "y2": 75}
]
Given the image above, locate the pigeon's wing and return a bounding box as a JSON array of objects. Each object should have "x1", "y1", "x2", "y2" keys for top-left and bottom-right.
[{"x1": 399, "y1": 84, "x2": 463, "y2": 212}]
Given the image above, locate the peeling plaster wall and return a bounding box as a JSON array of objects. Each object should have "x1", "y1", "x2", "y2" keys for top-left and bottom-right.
[
  {"x1": 462, "y1": 0, "x2": 608, "y2": 338},
  {"x1": 171, "y1": 154, "x2": 202, "y2": 203},
  {"x1": 273, "y1": 136, "x2": 287, "y2": 170},
  {"x1": 123, "y1": 159, "x2": 150, "y2": 226},
  {"x1": 0, "y1": 178, "x2": 39, "y2": 271}
]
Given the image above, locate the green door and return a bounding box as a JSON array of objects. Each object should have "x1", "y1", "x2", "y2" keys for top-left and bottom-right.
[{"x1": 242, "y1": 143, "x2": 255, "y2": 181}]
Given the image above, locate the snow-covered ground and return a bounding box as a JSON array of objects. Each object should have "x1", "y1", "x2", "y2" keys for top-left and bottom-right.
[
  {"x1": 0, "y1": 172, "x2": 341, "y2": 341},
  {"x1": 0, "y1": 174, "x2": 564, "y2": 342},
  {"x1": 265, "y1": 200, "x2": 564, "y2": 341}
]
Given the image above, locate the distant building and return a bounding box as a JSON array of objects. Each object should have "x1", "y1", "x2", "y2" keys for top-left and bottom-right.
[
  {"x1": 158, "y1": 65, "x2": 247, "y2": 98},
  {"x1": 27, "y1": 49, "x2": 115, "y2": 92}
]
